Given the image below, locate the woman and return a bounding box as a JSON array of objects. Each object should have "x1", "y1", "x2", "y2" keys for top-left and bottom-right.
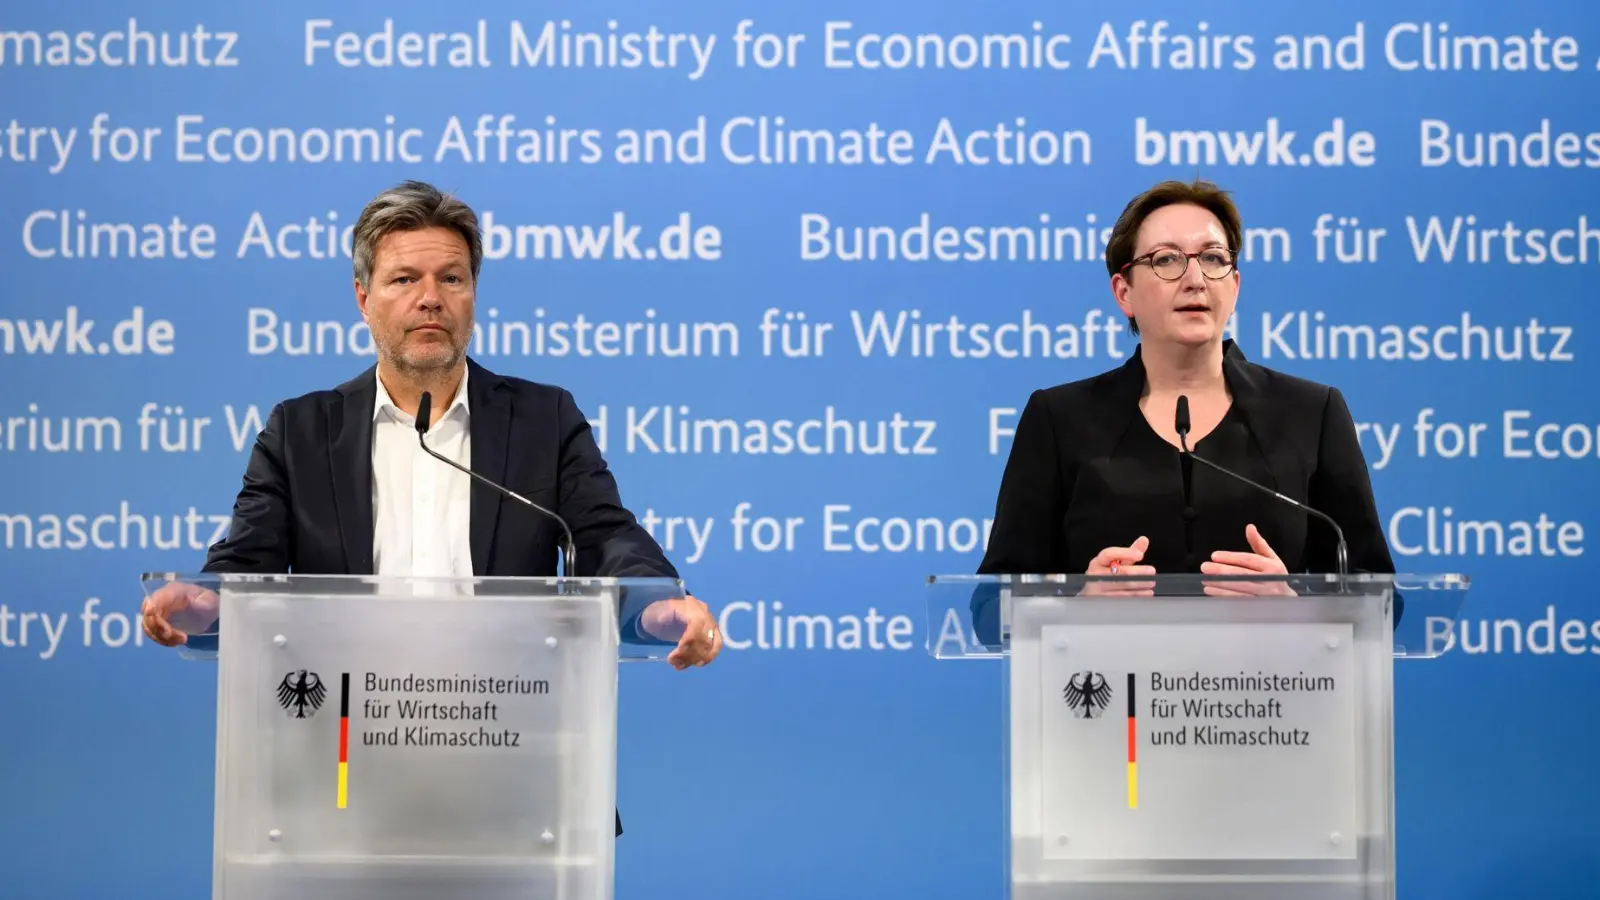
[{"x1": 976, "y1": 180, "x2": 1395, "y2": 591}]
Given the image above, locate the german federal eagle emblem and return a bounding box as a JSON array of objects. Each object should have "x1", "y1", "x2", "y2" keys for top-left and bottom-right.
[
  {"x1": 1063, "y1": 671, "x2": 1113, "y2": 719},
  {"x1": 277, "y1": 670, "x2": 327, "y2": 719}
]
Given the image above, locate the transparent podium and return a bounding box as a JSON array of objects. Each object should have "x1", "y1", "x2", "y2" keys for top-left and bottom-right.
[
  {"x1": 926, "y1": 571, "x2": 1470, "y2": 900},
  {"x1": 140, "y1": 571, "x2": 687, "y2": 900}
]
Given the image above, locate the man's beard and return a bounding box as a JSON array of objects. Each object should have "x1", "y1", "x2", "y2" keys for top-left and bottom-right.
[{"x1": 380, "y1": 336, "x2": 465, "y2": 378}]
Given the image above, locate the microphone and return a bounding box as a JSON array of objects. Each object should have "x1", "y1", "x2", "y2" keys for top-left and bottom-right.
[
  {"x1": 1174, "y1": 394, "x2": 1348, "y2": 577},
  {"x1": 414, "y1": 390, "x2": 577, "y2": 578}
]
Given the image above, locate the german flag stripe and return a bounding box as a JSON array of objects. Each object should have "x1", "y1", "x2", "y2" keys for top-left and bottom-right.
[
  {"x1": 337, "y1": 673, "x2": 349, "y2": 809},
  {"x1": 1126, "y1": 673, "x2": 1138, "y2": 809}
]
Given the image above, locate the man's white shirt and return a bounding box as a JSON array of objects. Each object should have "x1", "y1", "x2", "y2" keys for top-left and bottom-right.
[{"x1": 371, "y1": 369, "x2": 474, "y2": 579}]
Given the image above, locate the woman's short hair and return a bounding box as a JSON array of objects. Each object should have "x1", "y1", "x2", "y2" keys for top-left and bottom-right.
[
  {"x1": 1103, "y1": 179, "x2": 1243, "y2": 334},
  {"x1": 1105, "y1": 179, "x2": 1243, "y2": 277}
]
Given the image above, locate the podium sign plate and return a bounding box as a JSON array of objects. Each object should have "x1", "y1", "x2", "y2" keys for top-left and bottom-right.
[{"x1": 1036, "y1": 622, "x2": 1359, "y2": 861}]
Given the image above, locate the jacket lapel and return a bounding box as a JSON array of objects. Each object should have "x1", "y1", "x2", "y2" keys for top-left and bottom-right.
[
  {"x1": 1102, "y1": 348, "x2": 1147, "y2": 441},
  {"x1": 468, "y1": 361, "x2": 510, "y2": 576},
  {"x1": 1080, "y1": 346, "x2": 1151, "y2": 462},
  {"x1": 329, "y1": 367, "x2": 377, "y2": 575},
  {"x1": 1220, "y1": 340, "x2": 1289, "y2": 491}
]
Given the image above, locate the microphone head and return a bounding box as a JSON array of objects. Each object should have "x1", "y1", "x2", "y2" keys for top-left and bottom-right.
[
  {"x1": 415, "y1": 391, "x2": 432, "y2": 435},
  {"x1": 1174, "y1": 395, "x2": 1191, "y2": 437}
]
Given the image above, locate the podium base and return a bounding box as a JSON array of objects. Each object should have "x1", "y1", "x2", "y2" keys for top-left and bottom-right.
[
  {"x1": 1012, "y1": 878, "x2": 1390, "y2": 900},
  {"x1": 220, "y1": 854, "x2": 608, "y2": 900},
  {"x1": 1009, "y1": 833, "x2": 1392, "y2": 900}
]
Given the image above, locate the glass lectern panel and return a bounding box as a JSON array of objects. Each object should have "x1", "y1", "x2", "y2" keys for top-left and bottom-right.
[
  {"x1": 925, "y1": 571, "x2": 1470, "y2": 900},
  {"x1": 140, "y1": 572, "x2": 687, "y2": 900}
]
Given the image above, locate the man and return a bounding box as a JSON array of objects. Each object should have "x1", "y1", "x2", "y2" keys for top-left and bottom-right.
[{"x1": 141, "y1": 179, "x2": 721, "y2": 668}]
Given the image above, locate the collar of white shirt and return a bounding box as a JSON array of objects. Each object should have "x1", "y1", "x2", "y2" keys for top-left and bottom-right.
[
  {"x1": 370, "y1": 366, "x2": 474, "y2": 583},
  {"x1": 373, "y1": 366, "x2": 471, "y2": 426}
]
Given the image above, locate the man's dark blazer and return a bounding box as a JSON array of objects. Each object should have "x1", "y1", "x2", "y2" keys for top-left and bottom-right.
[
  {"x1": 199, "y1": 357, "x2": 680, "y2": 836},
  {"x1": 203, "y1": 357, "x2": 679, "y2": 585}
]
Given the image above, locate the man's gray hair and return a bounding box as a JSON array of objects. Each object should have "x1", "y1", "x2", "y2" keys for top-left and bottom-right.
[{"x1": 351, "y1": 180, "x2": 483, "y2": 289}]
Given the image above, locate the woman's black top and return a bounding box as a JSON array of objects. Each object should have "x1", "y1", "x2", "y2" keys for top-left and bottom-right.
[{"x1": 977, "y1": 340, "x2": 1396, "y2": 578}]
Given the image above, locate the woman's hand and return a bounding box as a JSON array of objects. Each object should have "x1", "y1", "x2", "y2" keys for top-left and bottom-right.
[
  {"x1": 1200, "y1": 525, "x2": 1297, "y2": 596},
  {"x1": 1082, "y1": 535, "x2": 1155, "y2": 596}
]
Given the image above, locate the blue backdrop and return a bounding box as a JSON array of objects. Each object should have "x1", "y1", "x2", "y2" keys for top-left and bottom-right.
[{"x1": 3, "y1": 1, "x2": 1598, "y2": 897}]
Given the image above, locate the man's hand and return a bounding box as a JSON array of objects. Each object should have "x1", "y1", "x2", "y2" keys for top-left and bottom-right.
[
  {"x1": 639, "y1": 595, "x2": 723, "y2": 670},
  {"x1": 141, "y1": 581, "x2": 221, "y2": 647}
]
